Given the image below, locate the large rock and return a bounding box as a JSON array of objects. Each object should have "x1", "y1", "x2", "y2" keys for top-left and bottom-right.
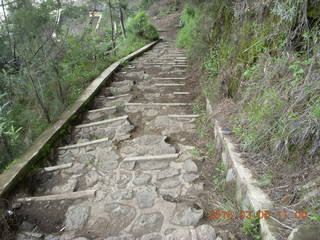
[
  {"x1": 165, "y1": 228, "x2": 191, "y2": 240},
  {"x1": 96, "y1": 150, "x2": 120, "y2": 172},
  {"x1": 171, "y1": 204, "x2": 203, "y2": 226},
  {"x1": 160, "y1": 179, "x2": 181, "y2": 189},
  {"x1": 133, "y1": 173, "x2": 152, "y2": 185},
  {"x1": 131, "y1": 212, "x2": 164, "y2": 236},
  {"x1": 183, "y1": 173, "x2": 199, "y2": 183},
  {"x1": 51, "y1": 178, "x2": 78, "y2": 194},
  {"x1": 196, "y1": 224, "x2": 216, "y2": 240},
  {"x1": 104, "y1": 234, "x2": 135, "y2": 240},
  {"x1": 120, "y1": 135, "x2": 176, "y2": 157},
  {"x1": 141, "y1": 232, "x2": 163, "y2": 240},
  {"x1": 183, "y1": 160, "x2": 198, "y2": 173},
  {"x1": 136, "y1": 187, "x2": 157, "y2": 209},
  {"x1": 139, "y1": 160, "x2": 170, "y2": 170},
  {"x1": 78, "y1": 154, "x2": 95, "y2": 163},
  {"x1": 116, "y1": 171, "x2": 133, "y2": 188},
  {"x1": 104, "y1": 203, "x2": 136, "y2": 235},
  {"x1": 65, "y1": 206, "x2": 90, "y2": 231},
  {"x1": 157, "y1": 168, "x2": 180, "y2": 180}
]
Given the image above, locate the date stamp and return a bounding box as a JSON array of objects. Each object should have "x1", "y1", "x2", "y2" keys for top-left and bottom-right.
[{"x1": 208, "y1": 210, "x2": 308, "y2": 220}]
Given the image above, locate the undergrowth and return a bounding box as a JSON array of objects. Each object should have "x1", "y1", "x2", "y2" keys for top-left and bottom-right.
[{"x1": 177, "y1": 0, "x2": 320, "y2": 164}]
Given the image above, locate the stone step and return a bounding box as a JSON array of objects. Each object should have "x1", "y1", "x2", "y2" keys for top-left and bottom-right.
[
  {"x1": 155, "y1": 83, "x2": 185, "y2": 87},
  {"x1": 125, "y1": 103, "x2": 193, "y2": 107},
  {"x1": 75, "y1": 115, "x2": 128, "y2": 129},
  {"x1": 145, "y1": 63, "x2": 187, "y2": 66},
  {"x1": 167, "y1": 114, "x2": 200, "y2": 118},
  {"x1": 43, "y1": 163, "x2": 73, "y2": 172},
  {"x1": 86, "y1": 106, "x2": 117, "y2": 121},
  {"x1": 173, "y1": 92, "x2": 190, "y2": 95},
  {"x1": 16, "y1": 190, "x2": 96, "y2": 202},
  {"x1": 106, "y1": 94, "x2": 130, "y2": 100},
  {"x1": 88, "y1": 106, "x2": 117, "y2": 114},
  {"x1": 58, "y1": 137, "x2": 109, "y2": 150},
  {"x1": 124, "y1": 153, "x2": 179, "y2": 162}
]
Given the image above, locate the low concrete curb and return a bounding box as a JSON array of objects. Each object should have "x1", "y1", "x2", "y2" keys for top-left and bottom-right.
[
  {"x1": 206, "y1": 98, "x2": 281, "y2": 240},
  {"x1": 0, "y1": 40, "x2": 160, "y2": 198}
]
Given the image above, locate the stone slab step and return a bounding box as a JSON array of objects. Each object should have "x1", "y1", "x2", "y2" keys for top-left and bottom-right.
[
  {"x1": 75, "y1": 115, "x2": 128, "y2": 129},
  {"x1": 145, "y1": 63, "x2": 187, "y2": 66},
  {"x1": 155, "y1": 83, "x2": 185, "y2": 87},
  {"x1": 16, "y1": 190, "x2": 96, "y2": 202},
  {"x1": 43, "y1": 163, "x2": 73, "y2": 172},
  {"x1": 58, "y1": 137, "x2": 109, "y2": 150},
  {"x1": 106, "y1": 94, "x2": 130, "y2": 100},
  {"x1": 167, "y1": 115, "x2": 200, "y2": 118},
  {"x1": 124, "y1": 153, "x2": 179, "y2": 162},
  {"x1": 88, "y1": 106, "x2": 117, "y2": 114}
]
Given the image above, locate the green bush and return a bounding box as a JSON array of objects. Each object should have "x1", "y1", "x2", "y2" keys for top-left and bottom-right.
[{"x1": 127, "y1": 11, "x2": 159, "y2": 41}]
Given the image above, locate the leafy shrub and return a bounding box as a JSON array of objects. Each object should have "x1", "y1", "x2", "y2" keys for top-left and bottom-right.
[
  {"x1": 242, "y1": 213, "x2": 261, "y2": 240},
  {"x1": 139, "y1": 0, "x2": 154, "y2": 10},
  {"x1": 127, "y1": 11, "x2": 159, "y2": 41}
]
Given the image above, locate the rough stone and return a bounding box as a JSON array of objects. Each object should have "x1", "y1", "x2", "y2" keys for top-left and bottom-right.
[
  {"x1": 111, "y1": 188, "x2": 134, "y2": 200},
  {"x1": 196, "y1": 224, "x2": 216, "y2": 240},
  {"x1": 97, "y1": 150, "x2": 120, "y2": 162},
  {"x1": 64, "y1": 163, "x2": 86, "y2": 175},
  {"x1": 171, "y1": 204, "x2": 203, "y2": 226},
  {"x1": 104, "y1": 203, "x2": 136, "y2": 235},
  {"x1": 139, "y1": 160, "x2": 169, "y2": 170},
  {"x1": 160, "y1": 179, "x2": 181, "y2": 189},
  {"x1": 183, "y1": 160, "x2": 198, "y2": 173},
  {"x1": 78, "y1": 154, "x2": 95, "y2": 163},
  {"x1": 133, "y1": 173, "x2": 152, "y2": 185},
  {"x1": 159, "y1": 187, "x2": 181, "y2": 199},
  {"x1": 183, "y1": 173, "x2": 199, "y2": 183},
  {"x1": 141, "y1": 232, "x2": 163, "y2": 240},
  {"x1": 44, "y1": 235, "x2": 60, "y2": 240},
  {"x1": 157, "y1": 168, "x2": 180, "y2": 180},
  {"x1": 104, "y1": 234, "x2": 135, "y2": 240},
  {"x1": 165, "y1": 228, "x2": 191, "y2": 240},
  {"x1": 51, "y1": 178, "x2": 78, "y2": 194},
  {"x1": 19, "y1": 220, "x2": 35, "y2": 231},
  {"x1": 116, "y1": 171, "x2": 133, "y2": 188},
  {"x1": 145, "y1": 109, "x2": 159, "y2": 117},
  {"x1": 97, "y1": 150, "x2": 120, "y2": 171},
  {"x1": 65, "y1": 206, "x2": 90, "y2": 231},
  {"x1": 120, "y1": 161, "x2": 136, "y2": 170},
  {"x1": 136, "y1": 187, "x2": 157, "y2": 208},
  {"x1": 131, "y1": 212, "x2": 164, "y2": 236},
  {"x1": 85, "y1": 170, "x2": 100, "y2": 187},
  {"x1": 135, "y1": 135, "x2": 164, "y2": 145},
  {"x1": 120, "y1": 135, "x2": 176, "y2": 157}
]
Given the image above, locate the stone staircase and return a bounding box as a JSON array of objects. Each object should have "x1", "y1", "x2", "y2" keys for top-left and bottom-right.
[{"x1": 14, "y1": 41, "x2": 216, "y2": 240}]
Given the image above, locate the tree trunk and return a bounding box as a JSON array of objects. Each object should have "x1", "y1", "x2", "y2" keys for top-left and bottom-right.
[
  {"x1": 1, "y1": 133, "x2": 13, "y2": 164},
  {"x1": 108, "y1": 0, "x2": 116, "y2": 50},
  {"x1": 1, "y1": 0, "x2": 15, "y2": 60},
  {"x1": 27, "y1": 70, "x2": 52, "y2": 123},
  {"x1": 52, "y1": 64, "x2": 65, "y2": 104},
  {"x1": 119, "y1": 6, "x2": 126, "y2": 39}
]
